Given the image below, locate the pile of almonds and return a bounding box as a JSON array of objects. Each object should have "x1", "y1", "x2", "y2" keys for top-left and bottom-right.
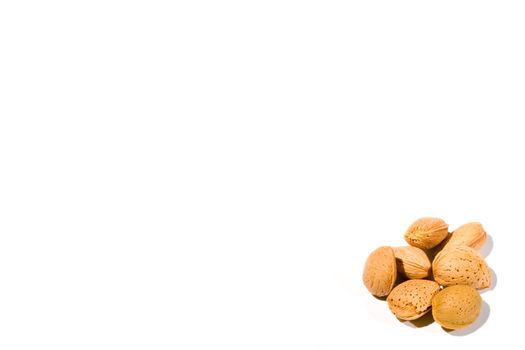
[{"x1": 363, "y1": 217, "x2": 492, "y2": 330}]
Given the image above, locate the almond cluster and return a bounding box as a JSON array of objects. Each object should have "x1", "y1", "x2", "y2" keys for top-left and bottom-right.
[{"x1": 362, "y1": 217, "x2": 492, "y2": 330}]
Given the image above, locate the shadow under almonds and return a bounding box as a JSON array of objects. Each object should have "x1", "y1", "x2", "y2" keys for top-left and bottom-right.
[
  {"x1": 480, "y1": 234, "x2": 493, "y2": 258},
  {"x1": 444, "y1": 300, "x2": 490, "y2": 336},
  {"x1": 399, "y1": 311, "x2": 435, "y2": 328}
]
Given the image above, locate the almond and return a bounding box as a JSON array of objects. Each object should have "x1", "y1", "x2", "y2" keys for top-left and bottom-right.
[
  {"x1": 404, "y1": 217, "x2": 449, "y2": 249},
  {"x1": 432, "y1": 245, "x2": 491, "y2": 289},
  {"x1": 362, "y1": 246, "x2": 397, "y2": 297},
  {"x1": 444, "y1": 222, "x2": 487, "y2": 251},
  {"x1": 432, "y1": 285, "x2": 482, "y2": 329},
  {"x1": 393, "y1": 246, "x2": 431, "y2": 279},
  {"x1": 387, "y1": 280, "x2": 440, "y2": 320}
]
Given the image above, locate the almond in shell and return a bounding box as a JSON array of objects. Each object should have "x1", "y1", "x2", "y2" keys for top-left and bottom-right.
[
  {"x1": 432, "y1": 245, "x2": 491, "y2": 289},
  {"x1": 444, "y1": 222, "x2": 487, "y2": 251},
  {"x1": 404, "y1": 217, "x2": 449, "y2": 249},
  {"x1": 362, "y1": 246, "x2": 397, "y2": 297},
  {"x1": 393, "y1": 246, "x2": 431, "y2": 279},
  {"x1": 432, "y1": 285, "x2": 482, "y2": 329},
  {"x1": 387, "y1": 279, "x2": 440, "y2": 320}
]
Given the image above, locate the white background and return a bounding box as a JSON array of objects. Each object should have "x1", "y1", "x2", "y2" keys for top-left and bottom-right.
[{"x1": 1, "y1": 1, "x2": 524, "y2": 349}]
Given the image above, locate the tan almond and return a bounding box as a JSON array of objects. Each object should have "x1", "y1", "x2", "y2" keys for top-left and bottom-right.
[
  {"x1": 393, "y1": 246, "x2": 431, "y2": 279},
  {"x1": 432, "y1": 245, "x2": 491, "y2": 289},
  {"x1": 362, "y1": 246, "x2": 397, "y2": 297},
  {"x1": 404, "y1": 217, "x2": 449, "y2": 249},
  {"x1": 432, "y1": 285, "x2": 482, "y2": 329},
  {"x1": 387, "y1": 280, "x2": 440, "y2": 320},
  {"x1": 444, "y1": 222, "x2": 487, "y2": 251}
]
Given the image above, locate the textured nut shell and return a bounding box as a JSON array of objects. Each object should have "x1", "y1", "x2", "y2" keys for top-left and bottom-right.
[
  {"x1": 362, "y1": 247, "x2": 397, "y2": 297},
  {"x1": 432, "y1": 285, "x2": 481, "y2": 329},
  {"x1": 393, "y1": 246, "x2": 431, "y2": 279},
  {"x1": 433, "y1": 245, "x2": 491, "y2": 289},
  {"x1": 387, "y1": 280, "x2": 440, "y2": 320},
  {"x1": 404, "y1": 217, "x2": 449, "y2": 249},
  {"x1": 445, "y1": 222, "x2": 487, "y2": 251}
]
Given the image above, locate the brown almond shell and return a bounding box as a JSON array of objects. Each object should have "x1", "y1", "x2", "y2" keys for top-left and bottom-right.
[
  {"x1": 362, "y1": 246, "x2": 397, "y2": 297},
  {"x1": 432, "y1": 285, "x2": 482, "y2": 329},
  {"x1": 432, "y1": 245, "x2": 491, "y2": 289},
  {"x1": 404, "y1": 217, "x2": 449, "y2": 249},
  {"x1": 387, "y1": 279, "x2": 440, "y2": 320}
]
